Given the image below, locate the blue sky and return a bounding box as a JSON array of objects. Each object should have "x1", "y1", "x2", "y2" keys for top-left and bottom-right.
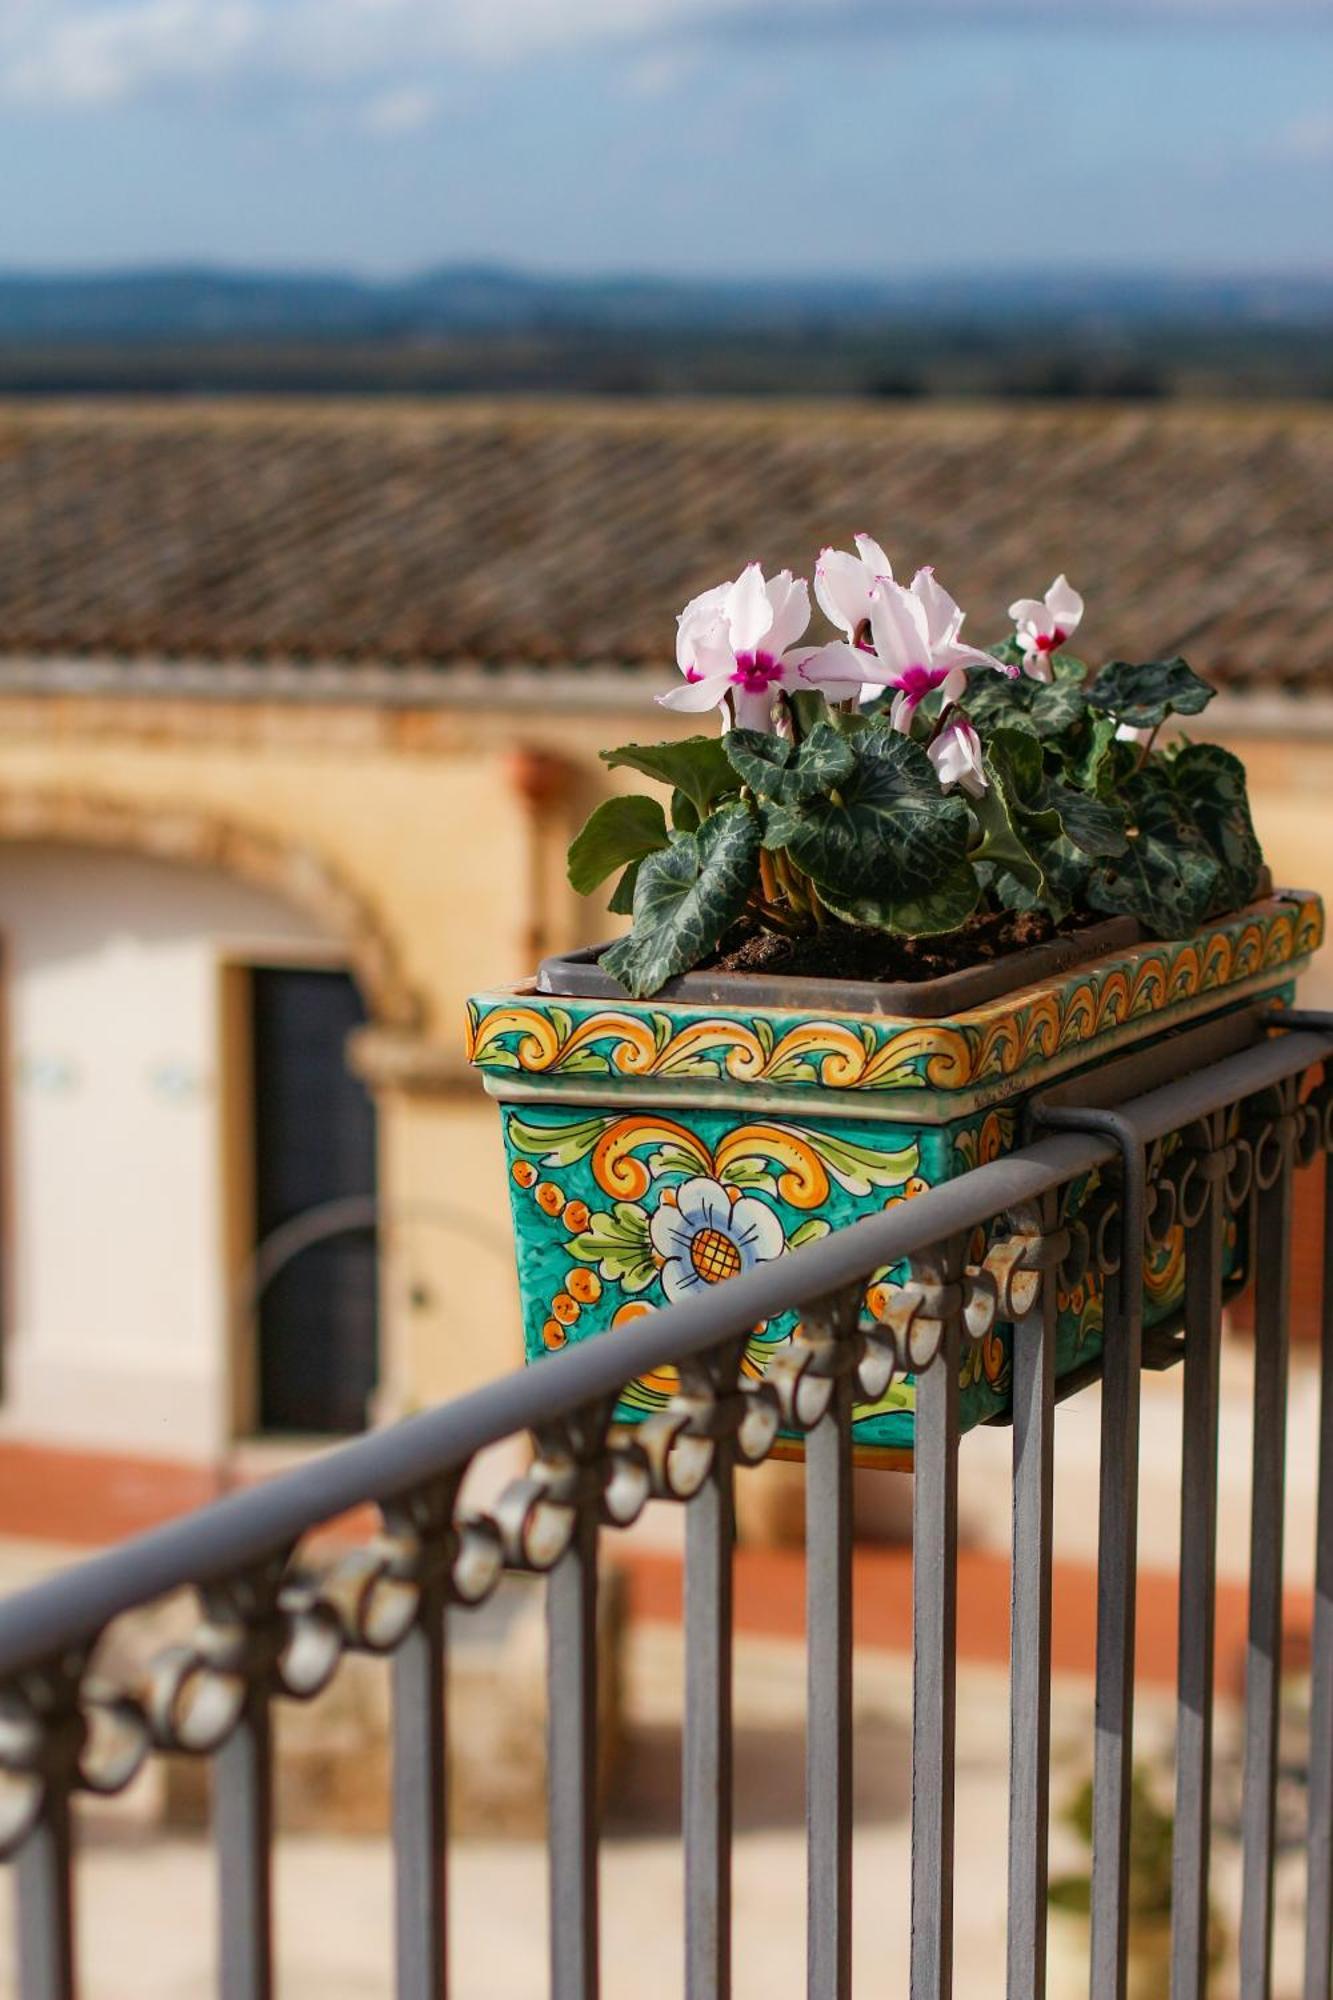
[{"x1": 1, "y1": 0, "x2": 1330, "y2": 275}]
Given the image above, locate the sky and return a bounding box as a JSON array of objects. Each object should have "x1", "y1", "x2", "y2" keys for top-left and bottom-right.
[{"x1": 0, "y1": 0, "x2": 1330, "y2": 277}]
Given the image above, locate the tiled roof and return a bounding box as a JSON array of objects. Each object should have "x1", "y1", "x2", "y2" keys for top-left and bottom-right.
[{"x1": 0, "y1": 400, "x2": 1328, "y2": 690}]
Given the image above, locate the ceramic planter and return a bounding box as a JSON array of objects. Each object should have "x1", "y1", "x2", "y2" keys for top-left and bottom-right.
[{"x1": 467, "y1": 889, "x2": 1322, "y2": 1462}]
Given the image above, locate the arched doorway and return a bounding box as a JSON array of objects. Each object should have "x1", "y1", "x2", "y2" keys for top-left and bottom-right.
[{"x1": 0, "y1": 828, "x2": 408, "y2": 1460}]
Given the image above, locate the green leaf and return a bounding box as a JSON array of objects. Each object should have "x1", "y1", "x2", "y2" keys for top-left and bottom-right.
[
  {"x1": 819, "y1": 860, "x2": 980, "y2": 937},
  {"x1": 1036, "y1": 835, "x2": 1096, "y2": 914},
  {"x1": 723, "y1": 721, "x2": 855, "y2": 803},
  {"x1": 1066, "y1": 712, "x2": 1126, "y2": 795},
  {"x1": 599, "y1": 804, "x2": 760, "y2": 997},
  {"x1": 1042, "y1": 781, "x2": 1129, "y2": 859},
  {"x1": 1085, "y1": 657, "x2": 1215, "y2": 729},
  {"x1": 1168, "y1": 742, "x2": 1264, "y2": 911},
  {"x1": 967, "y1": 724, "x2": 1065, "y2": 900},
  {"x1": 1086, "y1": 764, "x2": 1225, "y2": 936},
  {"x1": 788, "y1": 688, "x2": 832, "y2": 737},
  {"x1": 601, "y1": 737, "x2": 739, "y2": 816},
  {"x1": 1048, "y1": 652, "x2": 1089, "y2": 684},
  {"x1": 607, "y1": 862, "x2": 641, "y2": 915},
  {"x1": 760, "y1": 733, "x2": 970, "y2": 902},
  {"x1": 962, "y1": 665, "x2": 1089, "y2": 742},
  {"x1": 670, "y1": 787, "x2": 700, "y2": 833},
  {"x1": 567, "y1": 794, "x2": 669, "y2": 895}
]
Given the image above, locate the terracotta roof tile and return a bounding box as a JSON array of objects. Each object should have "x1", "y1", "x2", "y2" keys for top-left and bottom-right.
[{"x1": 0, "y1": 399, "x2": 1328, "y2": 690}]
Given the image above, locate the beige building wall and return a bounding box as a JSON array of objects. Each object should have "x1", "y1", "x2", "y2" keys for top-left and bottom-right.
[
  {"x1": 0, "y1": 686, "x2": 669, "y2": 1444},
  {"x1": 0, "y1": 845, "x2": 327, "y2": 1458},
  {"x1": 1209, "y1": 727, "x2": 1333, "y2": 1011},
  {"x1": 0, "y1": 687, "x2": 1328, "y2": 1460}
]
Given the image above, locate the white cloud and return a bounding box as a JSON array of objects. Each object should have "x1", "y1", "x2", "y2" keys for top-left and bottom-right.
[
  {"x1": 0, "y1": 0, "x2": 259, "y2": 106},
  {"x1": 359, "y1": 82, "x2": 438, "y2": 134},
  {"x1": 1272, "y1": 110, "x2": 1333, "y2": 163},
  {"x1": 0, "y1": 0, "x2": 1323, "y2": 111}
]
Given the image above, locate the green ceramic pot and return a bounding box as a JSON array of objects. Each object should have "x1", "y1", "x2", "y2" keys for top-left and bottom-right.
[{"x1": 467, "y1": 890, "x2": 1322, "y2": 1461}]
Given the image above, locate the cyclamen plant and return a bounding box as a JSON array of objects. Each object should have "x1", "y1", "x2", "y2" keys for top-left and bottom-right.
[{"x1": 567, "y1": 543, "x2": 1265, "y2": 999}]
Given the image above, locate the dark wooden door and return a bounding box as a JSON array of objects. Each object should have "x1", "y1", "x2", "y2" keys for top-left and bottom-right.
[{"x1": 251, "y1": 967, "x2": 378, "y2": 1434}]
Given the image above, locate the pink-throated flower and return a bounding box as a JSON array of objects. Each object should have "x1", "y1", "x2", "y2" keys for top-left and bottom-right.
[
  {"x1": 862, "y1": 565, "x2": 1011, "y2": 730},
  {"x1": 1008, "y1": 575, "x2": 1085, "y2": 682},
  {"x1": 927, "y1": 718, "x2": 988, "y2": 798},
  {"x1": 660, "y1": 563, "x2": 863, "y2": 731}
]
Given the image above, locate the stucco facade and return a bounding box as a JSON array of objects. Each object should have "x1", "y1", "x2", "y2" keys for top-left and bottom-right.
[
  {"x1": 0, "y1": 681, "x2": 1328, "y2": 1486},
  {"x1": 0, "y1": 686, "x2": 692, "y2": 1472}
]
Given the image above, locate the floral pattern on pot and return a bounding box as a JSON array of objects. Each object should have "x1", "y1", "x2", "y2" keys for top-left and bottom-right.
[
  {"x1": 468, "y1": 891, "x2": 1323, "y2": 1106},
  {"x1": 500, "y1": 1101, "x2": 930, "y2": 1425},
  {"x1": 499, "y1": 1082, "x2": 1254, "y2": 1454},
  {"x1": 650, "y1": 1177, "x2": 785, "y2": 1302}
]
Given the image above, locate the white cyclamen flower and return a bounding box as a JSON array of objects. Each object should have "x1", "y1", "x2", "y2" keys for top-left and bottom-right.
[
  {"x1": 928, "y1": 718, "x2": 987, "y2": 798},
  {"x1": 1008, "y1": 574, "x2": 1085, "y2": 682},
  {"x1": 812, "y1": 531, "x2": 896, "y2": 643},
  {"x1": 661, "y1": 563, "x2": 862, "y2": 731},
  {"x1": 649, "y1": 1176, "x2": 785, "y2": 1304},
  {"x1": 861, "y1": 565, "x2": 1013, "y2": 730}
]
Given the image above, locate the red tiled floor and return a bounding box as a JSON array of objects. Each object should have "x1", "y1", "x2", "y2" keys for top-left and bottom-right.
[
  {"x1": 0, "y1": 1440, "x2": 222, "y2": 1543},
  {"x1": 622, "y1": 1543, "x2": 1314, "y2": 1692},
  {"x1": 2, "y1": 1440, "x2": 1312, "y2": 1694}
]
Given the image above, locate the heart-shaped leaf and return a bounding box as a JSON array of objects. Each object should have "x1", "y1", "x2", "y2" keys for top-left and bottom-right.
[
  {"x1": 1085, "y1": 657, "x2": 1215, "y2": 730},
  {"x1": 599, "y1": 804, "x2": 760, "y2": 997},
  {"x1": 819, "y1": 860, "x2": 980, "y2": 938},
  {"x1": 602, "y1": 737, "x2": 739, "y2": 816},
  {"x1": 1086, "y1": 764, "x2": 1225, "y2": 936},
  {"x1": 972, "y1": 727, "x2": 1060, "y2": 898},
  {"x1": 760, "y1": 733, "x2": 970, "y2": 901},
  {"x1": 1042, "y1": 781, "x2": 1129, "y2": 859},
  {"x1": 1167, "y1": 742, "x2": 1263, "y2": 911},
  {"x1": 607, "y1": 862, "x2": 641, "y2": 915},
  {"x1": 724, "y1": 721, "x2": 855, "y2": 803},
  {"x1": 567, "y1": 794, "x2": 670, "y2": 894},
  {"x1": 962, "y1": 666, "x2": 1090, "y2": 742}
]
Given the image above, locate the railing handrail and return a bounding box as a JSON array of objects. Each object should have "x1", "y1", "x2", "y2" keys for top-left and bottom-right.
[
  {"x1": 1, "y1": 1023, "x2": 1326, "y2": 1684},
  {"x1": 0, "y1": 1127, "x2": 1103, "y2": 1679}
]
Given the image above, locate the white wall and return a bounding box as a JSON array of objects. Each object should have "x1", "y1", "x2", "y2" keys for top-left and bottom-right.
[{"x1": 0, "y1": 845, "x2": 330, "y2": 1460}]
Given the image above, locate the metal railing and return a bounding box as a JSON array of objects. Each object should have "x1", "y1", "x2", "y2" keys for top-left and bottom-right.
[{"x1": 4, "y1": 1018, "x2": 1333, "y2": 1999}]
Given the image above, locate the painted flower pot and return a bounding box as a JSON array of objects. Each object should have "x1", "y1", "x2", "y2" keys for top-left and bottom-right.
[{"x1": 467, "y1": 889, "x2": 1323, "y2": 1462}]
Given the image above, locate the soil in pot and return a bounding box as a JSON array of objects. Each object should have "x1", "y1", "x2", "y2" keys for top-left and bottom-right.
[{"x1": 705, "y1": 906, "x2": 1096, "y2": 984}]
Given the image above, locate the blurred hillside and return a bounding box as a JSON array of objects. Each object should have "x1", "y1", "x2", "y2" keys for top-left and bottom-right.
[{"x1": 0, "y1": 264, "x2": 1330, "y2": 399}]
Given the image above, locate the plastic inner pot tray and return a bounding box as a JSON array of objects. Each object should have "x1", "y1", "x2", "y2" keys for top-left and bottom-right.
[{"x1": 537, "y1": 916, "x2": 1142, "y2": 1017}]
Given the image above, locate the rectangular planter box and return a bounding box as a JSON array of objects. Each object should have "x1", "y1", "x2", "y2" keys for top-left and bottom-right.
[{"x1": 467, "y1": 890, "x2": 1323, "y2": 1462}]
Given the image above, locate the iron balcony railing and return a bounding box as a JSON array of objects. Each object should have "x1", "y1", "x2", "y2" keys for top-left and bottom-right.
[{"x1": 4, "y1": 1019, "x2": 1333, "y2": 2000}]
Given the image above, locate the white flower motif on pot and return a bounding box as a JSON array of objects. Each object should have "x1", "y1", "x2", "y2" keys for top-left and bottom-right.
[{"x1": 649, "y1": 1175, "x2": 785, "y2": 1303}]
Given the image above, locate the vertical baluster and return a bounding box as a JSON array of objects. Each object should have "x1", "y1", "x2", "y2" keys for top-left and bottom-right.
[
  {"x1": 16, "y1": 1780, "x2": 76, "y2": 2000},
  {"x1": 685, "y1": 1434, "x2": 735, "y2": 2000},
  {"x1": 1090, "y1": 1135, "x2": 1145, "y2": 2000},
  {"x1": 807, "y1": 1368, "x2": 854, "y2": 2000},
  {"x1": 1240, "y1": 1115, "x2": 1295, "y2": 2000},
  {"x1": 912, "y1": 1245, "x2": 963, "y2": 2000},
  {"x1": 393, "y1": 1571, "x2": 449, "y2": 2000},
  {"x1": 1173, "y1": 1128, "x2": 1225, "y2": 2000},
  {"x1": 1007, "y1": 1197, "x2": 1059, "y2": 2000},
  {"x1": 547, "y1": 1508, "x2": 600, "y2": 2000},
  {"x1": 1304, "y1": 1144, "x2": 1333, "y2": 2000},
  {"x1": 215, "y1": 1679, "x2": 274, "y2": 2000}
]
